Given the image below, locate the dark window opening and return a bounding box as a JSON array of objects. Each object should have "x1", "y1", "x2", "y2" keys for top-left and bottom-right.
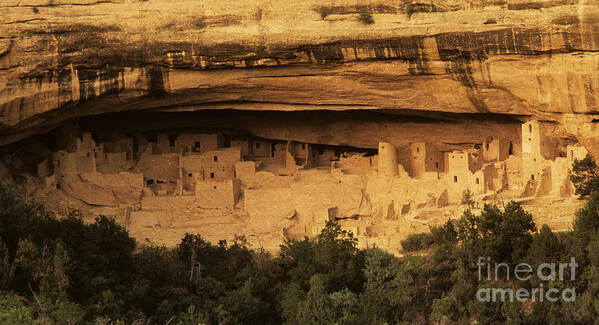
[
  {"x1": 416, "y1": 147, "x2": 420, "y2": 153},
  {"x1": 271, "y1": 144, "x2": 275, "y2": 157},
  {"x1": 454, "y1": 176, "x2": 458, "y2": 183},
  {"x1": 302, "y1": 144, "x2": 306, "y2": 150},
  {"x1": 318, "y1": 149, "x2": 324, "y2": 155},
  {"x1": 529, "y1": 124, "x2": 533, "y2": 132},
  {"x1": 157, "y1": 180, "x2": 165, "y2": 184},
  {"x1": 193, "y1": 141, "x2": 201, "y2": 152},
  {"x1": 213, "y1": 156, "x2": 218, "y2": 162},
  {"x1": 222, "y1": 133, "x2": 231, "y2": 148},
  {"x1": 531, "y1": 174, "x2": 535, "y2": 180},
  {"x1": 210, "y1": 173, "x2": 215, "y2": 179},
  {"x1": 476, "y1": 178, "x2": 480, "y2": 184},
  {"x1": 509, "y1": 142, "x2": 514, "y2": 155},
  {"x1": 169, "y1": 139, "x2": 176, "y2": 147},
  {"x1": 213, "y1": 186, "x2": 217, "y2": 189},
  {"x1": 87, "y1": 152, "x2": 90, "y2": 157},
  {"x1": 94, "y1": 152, "x2": 97, "y2": 158},
  {"x1": 56, "y1": 183, "x2": 61, "y2": 189},
  {"x1": 435, "y1": 162, "x2": 439, "y2": 169},
  {"x1": 486, "y1": 142, "x2": 489, "y2": 150},
  {"x1": 146, "y1": 179, "x2": 154, "y2": 185},
  {"x1": 256, "y1": 142, "x2": 260, "y2": 149},
  {"x1": 188, "y1": 173, "x2": 192, "y2": 177}
]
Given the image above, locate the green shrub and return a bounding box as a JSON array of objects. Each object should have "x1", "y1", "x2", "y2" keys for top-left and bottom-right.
[
  {"x1": 358, "y1": 12, "x2": 374, "y2": 25},
  {"x1": 570, "y1": 154, "x2": 599, "y2": 198},
  {"x1": 401, "y1": 233, "x2": 434, "y2": 252},
  {"x1": 405, "y1": 3, "x2": 436, "y2": 18}
]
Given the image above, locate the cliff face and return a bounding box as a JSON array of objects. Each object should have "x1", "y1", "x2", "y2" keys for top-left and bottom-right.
[
  {"x1": 1, "y1": 0, "x2": 599, "y2": 155},
  {"x1": 3, "y1": 0, "x2": 599, "y2": 251}
]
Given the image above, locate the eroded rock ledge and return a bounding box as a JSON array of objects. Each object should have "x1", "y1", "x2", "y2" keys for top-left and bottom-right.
[
  {"x1": 1, "y1": 0, "x2": 599, "y2": 250},
  {"x1": 1, "y1": 0, "x2": 599, "y2": 153}
]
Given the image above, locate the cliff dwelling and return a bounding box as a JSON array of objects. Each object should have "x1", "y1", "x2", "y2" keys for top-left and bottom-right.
[
  {"x1": 0, "y1": 109, "x2": 588, "y2": 252},
  {"x1": 3, "y1": 0, "x2": 599, "y2": 256}
]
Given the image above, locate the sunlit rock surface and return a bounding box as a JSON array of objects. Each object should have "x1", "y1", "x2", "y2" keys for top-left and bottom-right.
[{"x1": 1, "y1": 0, "x2": 598, "y2": 252}]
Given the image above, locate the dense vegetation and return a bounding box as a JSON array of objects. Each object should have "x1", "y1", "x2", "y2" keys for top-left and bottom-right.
[{"x1": 0, "y1": 155, "x2": 598, "y2": 324}]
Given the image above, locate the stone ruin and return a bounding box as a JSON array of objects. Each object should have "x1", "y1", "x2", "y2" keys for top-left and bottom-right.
[{"x1": 7, "y1": 117, "x2": 587, "y2": 253}]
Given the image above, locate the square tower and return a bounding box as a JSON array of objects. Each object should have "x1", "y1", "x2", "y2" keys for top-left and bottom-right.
[
  {"x1": 522, "y1": 120, "x2": 541, "y2": 156},
  {"x1": 403, "y1": 143, "x2": 444, "y2": 177},
  {"x1": 521, "y1": 120, "x2": 544, "y2": 184}
]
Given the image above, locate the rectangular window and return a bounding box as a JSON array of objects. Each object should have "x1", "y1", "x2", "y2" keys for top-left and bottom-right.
[
  {"x1": 193, "y1": 141, "x2": 201, "y2": 152},
  {"x1": 213, "y1": 156, "x2": 218, "y2": 162},
  {"x1": 256, "y1": 142, "x2": 260, "y2": 149},
  {"x1": 476, "y1": 178, "x2": 479, "y2": 184},
  {"x1": 453, "y1": 176, "x2": 458, "y2": 183},
  {"x1": 210, "y1": 172, "x2": 215, "y2": 179}
]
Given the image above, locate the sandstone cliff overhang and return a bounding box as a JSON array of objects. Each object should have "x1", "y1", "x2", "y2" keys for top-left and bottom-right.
[{"x1": 1, "y1": 0, "x2": 599, "y2": 158}]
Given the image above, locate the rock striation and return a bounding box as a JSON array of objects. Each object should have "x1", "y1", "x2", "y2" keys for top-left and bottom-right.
[{"x1": 1, "y1": 0, "x2": 599, "y2": 251}]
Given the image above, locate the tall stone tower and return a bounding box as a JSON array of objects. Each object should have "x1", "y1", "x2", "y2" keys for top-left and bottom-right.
[
  {"x1": 521, "y1": 120, "x2": 543, "y2": 184},
  {"x1": 378, "y1": 142, "x2": 398, "y2": 177},
  {"x1": 522, "y1": 120, "x2": 541, "y2": 156}
]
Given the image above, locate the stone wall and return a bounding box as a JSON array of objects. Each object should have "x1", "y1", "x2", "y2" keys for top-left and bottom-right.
[{"x1": 196, "y1": 179, "x2": 240, "y2": 209}]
